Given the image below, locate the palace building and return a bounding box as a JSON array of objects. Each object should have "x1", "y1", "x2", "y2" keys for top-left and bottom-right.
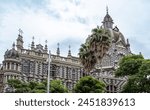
[{"x1": 0, "y1": 8, "x2": 131, "y2": 93}]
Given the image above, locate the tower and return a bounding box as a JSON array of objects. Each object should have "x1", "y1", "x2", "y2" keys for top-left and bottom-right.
[
  {"x1": 16, "y1": 29, "x2": 24, "y2": 52},
  {"x1": 3, "y1": 43, "x2": 21, "y2": 88},
  {"x1": 56, "y1": 43, "x2": 60, "y2": 56},
  {"x1": 102, "y1": 6, "x2": 114, "y2": 29}
]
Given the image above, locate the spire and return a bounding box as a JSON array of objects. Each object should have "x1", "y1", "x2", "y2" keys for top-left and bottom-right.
[
  {"x1": 31, "y1": 36, "x2": 35, "y2": 50},
  {"x1": 18, "y1": 28, "x2": 23, "y2": 36},
  {"x1": 126, "y1": 39, "x2": 131, "y2": 54},
  {"x1": 106, "y1": 5, "x2": 108, "y2": 14},
  {"x1": 56, "y1": 43, "x2": 60, "y2": 56},
  {"x1": 102, "y1": 6, "x2": 114, "y2": 29},
  {"x1": 44, "y1": 40, "x2": 48, "y2": 52},
  {"x1": 126, "y1": 39, "x2": 130, "y2": 46},
  {"x1": 68, "y1": 45, "x2": 71, "y2": 57},
  {"x1": 12, "y1": 42, "x2": 15, "y2": 49}
]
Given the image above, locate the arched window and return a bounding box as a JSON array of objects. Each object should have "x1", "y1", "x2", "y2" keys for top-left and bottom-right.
[{"x1": 102, "y1": 54, "x2": 111, "y2": 67}]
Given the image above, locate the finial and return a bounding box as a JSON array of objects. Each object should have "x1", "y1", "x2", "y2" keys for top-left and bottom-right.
[
  {"x1": 68, "y1": 45, "x2": 71, "y2": 56},
  {"x1": 12, "y1": 42, "x2": 15, "y2": 49},
  {"x1": 127, "y1": 39, "x2": 129, "y2": 43},
  {"x1": 32, "y1": 36, "x2": 35, "y2": 42},
  {"x1": 126, "y1": 39, "x2": 130, "y2": 46},
  {"x1": 44, "y1": 40, "x2": 48, "y2": 52},
  {"x1": 31, "y1": 36, "x2": 35, "y2": 49},
  {"x1": 57, "y1": 43, "x2": 60, "y2": 56},
  {"x1": 106, "y1": 5, "x2": 108, "y2": 14},
  {"x1": 45, "y1": 40, "x2": 48, "y2": 44},
  {"x1": 18, "y1": 28, "x2": 23, "y2": 36}
]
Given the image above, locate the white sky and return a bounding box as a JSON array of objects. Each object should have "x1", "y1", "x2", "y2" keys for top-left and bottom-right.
[{"x1": 0, "y1": 0, "x2": 150, "y2": 63}]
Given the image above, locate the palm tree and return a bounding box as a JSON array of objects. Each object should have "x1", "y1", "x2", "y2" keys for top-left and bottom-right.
[
  {"x1": 79, "y1": 43, "x2": 97, "y2": 74},
  {"x1": 79, "y1": 26, "x2": 111, "y2": 74},
  {"x1": 89, "y1": 26, "x2": 111, "y2": 62}
]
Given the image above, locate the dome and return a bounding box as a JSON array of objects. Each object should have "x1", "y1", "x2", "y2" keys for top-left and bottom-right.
[
  {"x1": 113, "y1": 31, "x2": 126, "y2": 45},
  {"x1": 4, "y1": 43, "x2": 19, "y2": 59},
  {"x1": 108, "y1": 27, "x2": 126, "y2": 46}
]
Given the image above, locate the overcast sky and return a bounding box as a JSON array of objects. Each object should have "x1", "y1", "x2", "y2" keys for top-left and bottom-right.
[{"x1": 0, "y1": 0, "x2": 150, "y2": 62}]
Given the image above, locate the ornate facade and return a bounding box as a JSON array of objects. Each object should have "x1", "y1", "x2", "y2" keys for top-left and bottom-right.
[{"x1": 0, "y1": 8, "x2": 131, "y2": 93}]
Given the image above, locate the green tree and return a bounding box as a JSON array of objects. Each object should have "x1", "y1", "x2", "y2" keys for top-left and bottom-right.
[
  {"x1": 30, "y1": 81, "x2": 46, "y2": 93},
  {"x1": 115, "y1": 54, "x2": 150, "y2": 93},
  {"x1": 121, "y1": 75, "x2": 141, "y2": 93},
  {"x1": 79, "y1": 43, "x2": 96, "y2": 73},
  {"x1": 50, "y1": 80, "x2": 68, "y2": 93},
  {"x1": 115, "y1": 54, "x2": 144, "y2": 77},
  {"x1": 79, "y1": 26, "x2": 111, "y2": 73},
  {"x1": 7, "y1": 79, "x2": 68, "y2": 93},
  {"x1": 74, "y1": 76, "x2": 106, "y2": 93},
  {"x1": 136, "y1": 60, "x2": 150, "y2": 92},
  {"x1": 7, "y1": 79, "x2": 30, "y2": 93}
]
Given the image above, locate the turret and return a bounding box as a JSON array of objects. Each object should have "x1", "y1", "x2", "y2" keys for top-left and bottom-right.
[{"x1": 102, "y1": 6, "x2": 114, "y2": 29}]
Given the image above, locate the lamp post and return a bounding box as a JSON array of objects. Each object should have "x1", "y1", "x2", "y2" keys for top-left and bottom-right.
[{"x1": 47, "y1": 50, "x2": 51, "y2": 93}]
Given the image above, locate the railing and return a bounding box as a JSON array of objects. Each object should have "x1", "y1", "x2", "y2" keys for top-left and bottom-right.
[
  {"x1": 21, "y1": 49, "x2": 79, "y2": 63},
  {"x1": 51, "y1": 55, "x2": 79, "y2": 64},
  {"x1": 21, "y1": 49, "x2": 47, "y2": 58}
]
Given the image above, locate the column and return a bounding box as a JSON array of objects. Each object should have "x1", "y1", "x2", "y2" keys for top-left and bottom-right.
[
  {"x1": 59, "y1": 65, "x2": 62, "y2": 78},
  {"x1": 10, "y1": 62, "x2": 12, "y2": 70},
  {"x1": 14, "y1": 63, "x2": 16, "y2": 70},
  {"x1": 35, "y1": 61, "x2": 37, "y2": 75},
  {"x1": 4, "y1": 76, "x2": 7, "y2": 83},
  {"x1": 6, "y1": 63, "x2": 8, "y2": 70},
  {"x1": 17, "y1": 64, "x2": 19, "y2": 71},
  {"x1": 40, "y1": 63, "x2": 42, "y2": 75}
]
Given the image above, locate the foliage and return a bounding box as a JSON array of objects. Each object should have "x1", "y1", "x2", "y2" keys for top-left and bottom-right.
[
  {"x1": 79, "y1": 43, "x2": 96, "y2": 73},
  {"x1": 115, "y1": 54, "x2": 144, "y2": 77},
  {"x1": 79, "y1": 26, "x2": 111, "y2": 73},
  {"x1": 7, "y1": 79, "x2": 30, "y2": 93},
  {"x1": 121, "y1": 75, "x2": 141, "y2": 93},
  {"x1": 7, "y1": 79, "x2": 68, "y2": 93},
  {"x1": 50, "y1": 80, "x2": 68, "y2": 93},
  {"x1": 74, "y1": 76, "x2": 106, "y2": 93},
  {"x1": 115, "y1": 55, "x2": 150, "y2": 93}
]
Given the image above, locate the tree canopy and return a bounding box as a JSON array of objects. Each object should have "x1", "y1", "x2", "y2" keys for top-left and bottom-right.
[
  {"x1": 74, "y1": 76, "x2": 106, "y2": 93},
  {"x1": 115, "y1": 54, "x2": 150, "y2": 93},
  {"x1": 50, "y1": 80, "x2": 68, "y2": 93},
  {"x1": 79, "y1": 26, "x2": 111, "y2": 73},
  {"x1": 115, "y1": 54, "x2": 144, "y2": 77},
  {"x1": 6, "y1": 79, "x2": 68, "y2": 93}
]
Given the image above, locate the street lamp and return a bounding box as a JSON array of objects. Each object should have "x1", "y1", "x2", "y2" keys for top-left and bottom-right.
[{"x1": 47, "y1": 50, "x2": 51, "y2": 93}]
